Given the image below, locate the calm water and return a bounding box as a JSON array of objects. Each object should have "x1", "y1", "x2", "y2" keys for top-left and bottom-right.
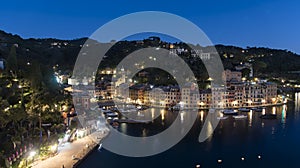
[{"x1": 78, "y1": 93, "x2": 300, "y2": 168}]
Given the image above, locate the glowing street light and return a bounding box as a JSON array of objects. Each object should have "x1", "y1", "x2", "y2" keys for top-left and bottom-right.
[
  {"x1": 207, "y1": 77, "x2": 213, "y2": 81},
  {"x1": 199, "y1": 102, "x2": 205, "y2": 106},
  {"x1": 50, "y1": 144, "x2": 58, "y2": 153},
  {"x1": 29, "y1": 151, "x2": 36, "y2": 158},
  {"x1": 179, "y1": 101, "x2": 184, "y2": 108}
]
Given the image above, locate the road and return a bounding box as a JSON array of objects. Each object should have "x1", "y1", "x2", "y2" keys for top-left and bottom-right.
[{"x1": 31, "y1": 130, "x2": 108, "y2": 168}]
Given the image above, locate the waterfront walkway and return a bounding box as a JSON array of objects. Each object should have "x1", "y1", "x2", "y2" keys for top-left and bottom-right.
[{"x1": 31, "y1": 130, "x2": 108, "y2": 168}]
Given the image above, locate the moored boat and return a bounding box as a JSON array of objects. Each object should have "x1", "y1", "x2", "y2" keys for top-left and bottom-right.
[
  {"x1": 217, "y1": 116, "x2": 228, "y2": 120},
  {"x1": 101, "y1": 110, "x2": 113, "y2": 114},
  {"x1": 253, "y1": 107, "x2": 263, "y2": 112},
  {"x1": 238, "y1": 108, "x2": 250, "y2": 112},
  {"x1": 106, "y1": 112, "x2": 118, "y2": 117},
  {"x1": 233, "y1": 115, "x2": 247, "y2": 119},
  {"x1": 222, "y1": 109, "x2": 238, "y2": 115}
]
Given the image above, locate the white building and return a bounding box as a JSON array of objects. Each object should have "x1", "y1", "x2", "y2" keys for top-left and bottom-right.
[{"x1": 0, "y1": 58, "x2": 4, "y2": 70}]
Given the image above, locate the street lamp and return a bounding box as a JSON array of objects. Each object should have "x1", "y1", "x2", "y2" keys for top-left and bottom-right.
[
  {"x1": 179, "y1": 101, "x2": 184, "y2": 109},
  {"x1": 199, "y1": 102, "x2": 205, "y2": 106},
  {"x1": 272, "y1": 98, "x2": 276, "y2": 103},
  {"x1": 26, "y1": 150, "x2": 36, "y2": 166},
  {"x1": 50, "y1": 144, "x2": 58, "y2": 153},
  {"x1": 29, "y1": 151, "x2": 36, "y2": 158}
]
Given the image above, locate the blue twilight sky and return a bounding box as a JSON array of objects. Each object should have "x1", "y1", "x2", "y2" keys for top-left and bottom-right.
[{"x1": 0, "y1": 0, "x2": 299, "y2": 53}]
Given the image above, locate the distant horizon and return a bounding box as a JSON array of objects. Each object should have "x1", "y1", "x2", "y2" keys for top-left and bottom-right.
[{"x1": 1, "y1": 29, "x2": 299, "y2": 55}]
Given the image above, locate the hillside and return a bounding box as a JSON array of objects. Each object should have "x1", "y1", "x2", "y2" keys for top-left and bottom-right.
[{"x1": 0, "y1": 30, "x2": 299, "y2": 82}]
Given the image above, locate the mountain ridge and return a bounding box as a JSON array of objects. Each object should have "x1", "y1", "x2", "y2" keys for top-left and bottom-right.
[{"x1": 0, "y1": 30, "x2": 299, "y2": 81}]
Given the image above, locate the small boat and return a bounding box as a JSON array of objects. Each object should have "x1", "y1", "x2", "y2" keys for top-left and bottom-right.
[
  {"x1": 217, "y1": 116, "x2": 228, "y2": 120},
  {"x1": 110, "y1": 107, "x2": 118, "y2": 111},
  {"x1": 106, "y1": 112, "x2": 118, "y2": 117},
  {"x1": 98, "y1": 143, "x2": 102, "y2": 151},
  {"x1": 172, "y1": 105, "x2": 181, "y2": 111},
  {"x1": 253, "y1": 108, "x2": 263, "y2": 112},
  {"x1": 238, "y1": 108, "x2": 250, "y2": 112},
  {"x1": 260, "y1": 114, "x2": 277, "y2": 119},
  {"x1": 233, "y1": 115, "x2": 247, "y2": 119},
  {"x1": 124, "y1": 108, "x2": 137, "y2": 113},
  {"x1": 223, "y1": 109, "x2": 238, "y2": 115},
  {"x1": 102, "y1": 110, "x2": 113, "y2": 114}
]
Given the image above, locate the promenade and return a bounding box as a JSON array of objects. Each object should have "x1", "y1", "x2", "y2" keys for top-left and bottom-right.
[{"x1": 31, "y1": 130, "x2": 108, "y2": 168}]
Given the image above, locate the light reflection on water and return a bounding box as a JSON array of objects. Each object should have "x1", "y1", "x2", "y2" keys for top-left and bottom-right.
[
  {"x1": 262, "y1": 108, "x2": 266, "y2": 115},
  {"x1": 180, "y1": 112, "x2": 184, "y2": 123},
  {"x1": 281, "y1": 104, "x2": 287, "y2": 127},
  {"x1": 248, "y1": 110, "x2": 253, "y2": 127},
  {"x1": 295, "y1": 92, "x2": 300, "y2": 112},
  {"x1": 114, "y1": 103, "x2": 293, "y2": 140},
  {"x1": 272, "y1": 106, "x2": 276, "y2": 115},
  {"x1": 120, "y1": 123, "x2": 127, "y2": 134},
  {"x1": 79, "y1": 98, "x2": 300, "y2": 168},
  {"x1": 294, "y1": 92, "x2": 300, "y2": 121},
  {"x1": 160, "y1": 109, "x2": 165, "y2": 121},
  {"x1": 200, "y1": 110, "x2": 204, "y2": 122}
]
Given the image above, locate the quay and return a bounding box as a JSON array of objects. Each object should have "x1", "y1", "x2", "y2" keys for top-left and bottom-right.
[
  {"x1": 116, "y1": 119, "x2": 151, "y2": 124},
  {"x1": 31, "y1": 131, "x2": 108, "y2": 168}
]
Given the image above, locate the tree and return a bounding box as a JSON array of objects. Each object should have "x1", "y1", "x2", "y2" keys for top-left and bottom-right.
[
  {"x1": 253, "y1": 61, "x2": 267, "y2": 75},
  {"x1": 29, "y1": 61, "x2": 43, "y2": 90},
  {"x1": 241, "y1": 68, "x2": 251, "y2": 78},
  {"x1": 6, "y1": 45, "x2": 18, "y2": 77},
  {"x1": 0, "y1": 98, "x2": 10, "y2": 128}
]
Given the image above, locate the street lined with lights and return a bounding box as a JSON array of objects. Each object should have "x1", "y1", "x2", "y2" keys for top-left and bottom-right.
[{"x1": 31, "y1": 131, "x2": 107, "y2": 168}]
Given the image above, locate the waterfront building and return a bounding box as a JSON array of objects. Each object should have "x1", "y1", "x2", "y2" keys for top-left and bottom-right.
[
  {"x1": 181, "y1": 83, "x2": 198, "y2": 108},
  {"x1": 102, "y1": 69, "x2": 278, "y2": 109},
  {"x1": 148, "y1": 87, "x2": 166, "y2": 107},
  {"x1": 164, "y1": 86, "x2": 181, "y2": 107},
  {"x1": 120, "y1": 80, "x2": 277, "y2": 109},
  {"x1": 243, "y1": 82, "x2": 264, "y2": 106},
  {"x1": 211, "y1": 85, "x2": 226, "y2": 109},
  {"x1": 229, "y1": 82, "x2": 244, "y2": 107},
  {"x1": 223, "y1": 69, "x2": 242, "y2": 82},
  {"x1": 199, "y1": 89, "x2": 212, "y2": 108},
  {"x1": 106, "y1": 83, "x2": 115, "y2": 99},
  {"x1": 72, "y1": 92, "x2": 91, "y2": 110},
  {"x1": 263, "y1": 82, "x2": 277, "y2": 103}
]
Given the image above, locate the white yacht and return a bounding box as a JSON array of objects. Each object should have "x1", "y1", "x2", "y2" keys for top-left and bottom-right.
[{"x1": 233, "y1": 115, "x2": 247, "y2": 119}]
